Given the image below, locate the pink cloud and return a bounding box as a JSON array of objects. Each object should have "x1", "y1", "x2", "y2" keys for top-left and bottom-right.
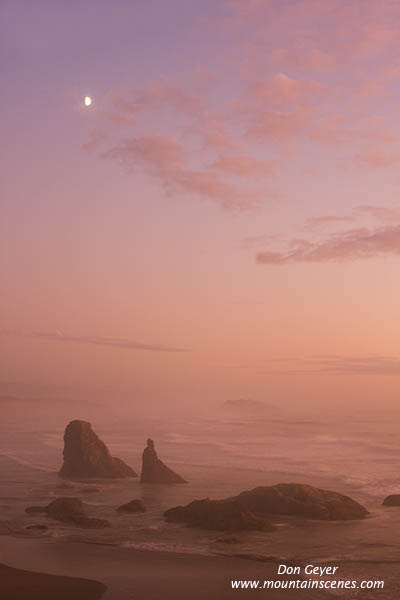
[
  {"x1": 354, "y1": 147, "x2": 400, "y2": 169},
  {"x1": 104, "y1": 134, "x2": 185, "y2": 173},
  {"x1": 82, "y1": 128, "x2": 107, "y2": 153},
  {"x1": 248, "y1": 73, "x2": 322, "y2": 107},
  {"x1": 171, "y1": 169, "x2": 264, "y2": 211},
  {"x1": 355, "y1": 205, "x2": 400, "y2": 222},
  {"x1": 256, "y1": 225, "x2": 400, "y2": 265},
  {"x1": 247, "y1": 107, "x2": 310, "y2": 141},
  {"x1": 304, "y1": 215, "x2": 356, "y2": 229},
  {"x1": 270, "y1": 48, "x2": 337, "y2": 73},
  {"x1": 133, "y1": 77, "x2": 205, "y2": 118},
  {"x1": 211, "y1": 154, "x2": 276, "y2": 177},
  {"x1": 104, "y1": 135, "x2": 265, "y2": 211}
]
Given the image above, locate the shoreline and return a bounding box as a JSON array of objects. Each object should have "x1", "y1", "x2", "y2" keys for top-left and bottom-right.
[{"x1": 0, "y1": 535, "x2": 334, "y2": 599}]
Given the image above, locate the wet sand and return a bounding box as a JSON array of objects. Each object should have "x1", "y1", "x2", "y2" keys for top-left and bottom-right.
[
  {"x1": 0, "y1": 563, "x2": 106, "y2": 600},
  {"x1": 0, "y1": 536, "x2": 332, "y2": 600}
]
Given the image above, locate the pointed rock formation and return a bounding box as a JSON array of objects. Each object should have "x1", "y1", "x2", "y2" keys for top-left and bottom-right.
[
  {"x1": 140, "y1": 438, "x2": 187, "y2": 484},
  {"x1": 59, "y1": 420, "x2": 137, "y2": 479}
]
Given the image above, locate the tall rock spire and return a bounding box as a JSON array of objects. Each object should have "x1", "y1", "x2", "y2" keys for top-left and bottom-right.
[
  {"x1": 59, "y1": 420, "x2": 137, "y2": 479},
  {"x1": 140, "y1": 438, "x2": 187, "y2": 484}
]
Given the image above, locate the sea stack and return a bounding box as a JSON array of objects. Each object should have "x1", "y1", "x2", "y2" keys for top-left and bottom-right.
[
  {"x1": 59, "y1": 420, "x2": 137, "y2": 479},
  {"x1": 140, "y1": 438, "x2": 187, "y2": 484}
]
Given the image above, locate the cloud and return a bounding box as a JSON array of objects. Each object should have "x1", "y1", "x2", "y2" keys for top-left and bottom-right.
[
  {"x1": 211, "y1": 154, "x2": 276, "y2": 177},
  {"x1": 99, "y1": 78, "x2": 205, "y2": 125},
  {"x1": 354, "y1": 147, "x2": 400, "y2": 169},
  {"x1": 262, "y1": 355, "x2": 400, "y2": 377},
  {"x1": 104, "y1": 134, "x2": 185, "y2": 173},
  {"x1": 248, "y1": 73, "x2": 323, "y2": 107},
  {"x1": 171, "y1": 168, "x2": 265, "y2": 211},
  {"x1": 304, "y1": 215, "x2": 356, "y2": 229},
  {"x1": 104, "y1": 136, "x2": 266, "y2": 211},
  {"x1": 270, "y1": 48, "x2": 337, "y2": 73},
  {"x1": 355, "y1": 204, "x2": 400, "y2": 222},
  {"x1": 0, "y1": 330, "x2": 188, "y2": 353},
  {"x1": 256, "y1": 224, "x2": 400, "y2": 264}
]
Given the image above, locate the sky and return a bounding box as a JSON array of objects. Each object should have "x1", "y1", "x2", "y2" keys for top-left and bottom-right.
[{"x1": 2, "y1": 0, "x2": 400, "y2": 413}]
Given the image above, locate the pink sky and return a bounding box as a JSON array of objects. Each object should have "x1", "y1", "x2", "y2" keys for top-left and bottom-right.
[{"x1": 2, "y1": 0, "x2": 400, "y2": 412}]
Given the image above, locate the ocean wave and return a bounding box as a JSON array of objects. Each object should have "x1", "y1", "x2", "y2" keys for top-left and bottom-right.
[{"x1": 0, "y1": 452, "x2": 55, "y2": 472}]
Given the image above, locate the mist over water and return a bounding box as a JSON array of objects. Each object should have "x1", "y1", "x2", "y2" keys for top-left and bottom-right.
[{"x1": 2, "y1": 393, "x2": 400, "y2": 593}]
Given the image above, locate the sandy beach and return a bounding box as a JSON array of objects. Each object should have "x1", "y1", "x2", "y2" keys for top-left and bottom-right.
[
  {"x1": 0, "y1": 562, "x2": 106, "y2": 600},
  {"x1": 0, "y1": 536, "x2": 333, "y2": 600}
]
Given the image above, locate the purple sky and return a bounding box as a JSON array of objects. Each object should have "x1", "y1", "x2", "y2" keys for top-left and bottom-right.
[{"x1": 2, "y1": 0, "x2": 400, "y2": 411}]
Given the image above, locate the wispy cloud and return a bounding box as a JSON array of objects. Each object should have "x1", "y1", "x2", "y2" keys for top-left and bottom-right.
[
  {"x1": 0, "y1": 330, "x2": 188, "y2": 353},
  {"x1": 103, "y1": 134, "x2": 267, "y2": 212},
  {"x1": 252, "y1": 204, "x2": 400, "y2": 265},
  {"x1": 256, "y1": 224, "x2": 400, "y2": 265},
  {"x1": 262, "y1": 355, "x2": 400, "y2": 377}
]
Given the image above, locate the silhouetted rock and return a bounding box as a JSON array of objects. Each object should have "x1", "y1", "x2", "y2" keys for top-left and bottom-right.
[
  {"x1": 383, "y1": 494, "x2": 400, "y2": 506},
  {"x1": 117, "y1": 499, "x2": 146, "y2": 513},
  {"x1": 140, "y1": 439, "x2": 187, "y2": 484},
  {"x1": 59, "y1": 420, "x2": 137, "y2": 479},
  {"x1": 25, "y1": 506, "x2": 47, "y2": 514},
  {"x1": 26, "y1": 524, "x2": 48, "y2": 531},
  {"x1": 25, "y1": 497, "x2": 110, "y2": 529},
  {"x1": 164, "y1": 483, "x2": 368, "y2": 529},
  {"x1": 77, "y1": 486, "x2": 101, "y2": 494},
  {"x1": 46, "y1": 497, "x2": 86, "y2": 521},
  {"x1": 164, "y1": 499, "x2": 273, "y2": 531},
  {"x1": 215, "y1": 536, "x2": 240, "y2": 544},
  {"x1": 234, "y1": 483, "x2": 368, "y2": 520}
]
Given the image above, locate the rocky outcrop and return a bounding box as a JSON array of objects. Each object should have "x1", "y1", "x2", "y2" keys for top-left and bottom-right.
[
  {"x1": 164, "y1": 498, "x2": 272, "y2": 531},
  {"x1": 233, "y1": 483, "x2": 368, "y2": 520},
  {"x1": 59, "y1": 420, "x2": 137, "y2": 479},
  {"x1": 383, "y1": 495, "x2": 400, "y2": 506},
  {"x1": 25, "y1": 497, "x2": 110, "y2": 529},
  {"x1": 117, "y1": 499, "x2": 146, "y2": 513},
  {"x1": 164, "y1": 483, "x2": 368, "y2": 529},
  {"x1": 140, "y1": 439, "x2": 187, "y2": 484},
  {"x1": 25, "y1": 506, "x2": 47, "y2": 514}
]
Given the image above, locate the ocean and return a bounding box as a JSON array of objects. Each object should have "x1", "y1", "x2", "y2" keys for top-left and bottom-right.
[{"x1": 1, "y1": 407, "x2": 400, "y2": 598}]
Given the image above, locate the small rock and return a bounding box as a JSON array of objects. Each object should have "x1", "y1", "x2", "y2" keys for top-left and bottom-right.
[
  {"x1": 46, "y1": 497, "x2": 86, "y2": 522},
  {"x1": 383, "y1": 495, "x2": 400, "y2": 507},
  {"x1": 26, "y1": 497, "x2": 110, "y2": 529},
  {"x1": 117, "y1": 499, "x2": 146, "y2": 513},
  {"x1": 25, "y1": 506, "x2": 47, "y2": 514},
  {"x1": 164, "y1": 498, "x2": 272, "y2": 531}
]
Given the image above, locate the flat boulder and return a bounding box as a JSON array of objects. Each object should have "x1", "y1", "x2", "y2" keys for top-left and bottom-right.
[
  {"x1": 25, "y1": 506, "x2": 47, "y2": 514},
  {"x1": 164, "y1": 483, "x2": 368, "y2": 529},
  {"x1": 140, "y1": 439, "x2": 187, "y2": 484},
  {"x1": 59, "y1": 420, "x2": 137, "y2": 479},
  {"x1": 383, "y1": 495, "x2": 400, "y2": 507},
  {"x1": 164, "y1": 498, "x2": 273, "y2": 531},
  {"x1": 25, "y1": 497, "x2": 110, "y2": 529},
  {"x1": 234, "y1": 483, "x2": 368, "y2": 520},
  {"x1": 117, "y1": 499, "x2": 146, "y2": 513}
]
